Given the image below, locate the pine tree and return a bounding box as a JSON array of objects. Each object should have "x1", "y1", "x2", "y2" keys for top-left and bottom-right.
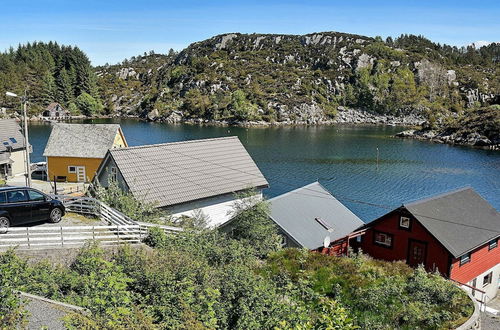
[
  {"x1": 41, "y1": 71, "x2": 56, "y2": 105},
  {"x1": 56, "y1": 68, "x2": 73, "y2": 106}
]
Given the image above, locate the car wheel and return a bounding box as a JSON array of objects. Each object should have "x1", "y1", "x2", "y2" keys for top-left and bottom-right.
[
  {"x1": 0, "y1": 217, "x2": 10, "y2": 234},
  {"x1": 49, "y1": 208, "x2": 63, "y2": 223}
]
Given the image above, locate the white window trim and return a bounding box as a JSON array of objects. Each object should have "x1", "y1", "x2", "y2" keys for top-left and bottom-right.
[
  {"x1": 482, "y1": 272, "x2": 493, "y2": 287},
  {"x1": 68, "y1": 166, "x2": 76, "y2": 173},
  {"x1": 374, "y1": 232, "x2": 392, "y2": 247},
  {"x1": 400, "y1": 216, "x2": 410, "y2": 229},
  {"x1": 460, "y1": 253, "x2": 471, "y2": 265}
]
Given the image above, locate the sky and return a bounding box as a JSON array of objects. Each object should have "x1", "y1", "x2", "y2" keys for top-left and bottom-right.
[{"x1": 1, "y1": 0, "x2": 499, "y2": 66}]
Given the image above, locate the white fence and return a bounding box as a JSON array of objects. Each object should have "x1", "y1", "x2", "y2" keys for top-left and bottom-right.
[
  {"x1": 0, "y1": 225, "x2": 142, "y2": 250},
  {"x1": 0, "y1": 195, "x2": 183, "y2": 250}
]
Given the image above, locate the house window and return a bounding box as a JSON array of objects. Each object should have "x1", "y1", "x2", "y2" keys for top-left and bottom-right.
[
  {"x1": 483, "y1": 272, "x2": 493, "y2": 287},
  {"x1": 489, "y1": 238, "x2": 498, "y2": 250},
  {"x1": 9, "y1": 138, "x2": 17, "y2": 144},
  {"x1": 110, "y1": 167, "x2": 118, "y2": 182},
  {"x1": 460, "y1": 253, "x2": 471, "y2": 266},
  {"x1": 68, "y1": 166, "x2": 76, "y2": 173},
  {"x1": 280, "y1": 235, "x2": 287, "y2": 247},
  {"x1": 399, "y1": 216, "x2": 411, "y2": 229},
  {"x1": 374, "y1": 231, "x2": 393, "y2": 248}
]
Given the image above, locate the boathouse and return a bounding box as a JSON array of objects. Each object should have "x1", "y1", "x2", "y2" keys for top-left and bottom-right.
[
  {"x1": 43, "y1": 124, "x2": 127, "y2": 182},
  {"x1": 95, "y1": 136, "x2": 269, "y2": 227},
  {"x1": 43, "y1": 102, "x2": 70, "y2": 119},
  {"x1": 355, "y1": 187, "x2": 500, "y2": 302}
]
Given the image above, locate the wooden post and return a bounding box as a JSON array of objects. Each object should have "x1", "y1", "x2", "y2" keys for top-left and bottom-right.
[
  {"x1": 116, "y1": 225, "x2": 120, "y2": 243},
  {"x1": 60, "y1": 227, "x2": 64, "y2": 247},
  {"x1": 26, "y1": 227, "x2": 30, "y2": 248},
  {"x1": 92, "y1": 226, "x2": 95, "y2": 241}
]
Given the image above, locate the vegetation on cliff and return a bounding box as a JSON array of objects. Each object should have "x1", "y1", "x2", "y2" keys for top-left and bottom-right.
[{"x1": 1, "y1": 33, "x2": 498, "y2": 126}]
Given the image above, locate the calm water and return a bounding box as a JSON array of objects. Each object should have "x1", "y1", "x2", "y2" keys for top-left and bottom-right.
[{"x1": 29, "y1": 119, "x2": 500, "y2": 222}]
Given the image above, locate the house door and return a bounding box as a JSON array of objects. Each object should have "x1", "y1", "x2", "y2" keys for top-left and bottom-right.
[
  {"x1": 407, "y1": 239, "x2": 427, "y2": 267},
  {"x1": 76, "y1": 166, "x2": 86, "y2": 182}
]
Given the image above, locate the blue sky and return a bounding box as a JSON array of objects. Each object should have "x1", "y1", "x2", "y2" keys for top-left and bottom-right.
[{"x1": 1, "y1": 0, "x2": 499, "y2": 65}]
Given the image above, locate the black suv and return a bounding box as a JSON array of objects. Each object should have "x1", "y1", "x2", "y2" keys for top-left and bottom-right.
[{"x1": 0, "y1": 187, "x2": 65, "y2": 233}]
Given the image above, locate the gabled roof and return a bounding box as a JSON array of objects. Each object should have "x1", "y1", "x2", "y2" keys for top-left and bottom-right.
[
  {"x1": 45, "y1": 102, "x2": 65, "y2": 111},
  {"x1": 268, "y1": 182, "x2": 364, "y2": 250},
  {"x1": 403, "y1": 187, "x2": 500, "y2": 258},
  {"x1": 43, "y1": 124, "x2": 124, "y2": 158},
  {"x1": 0, "y1": 119, "x2": 26, "y2": 151},
  {"x1": 105, "y1": 136, "x2": 268, "y2": 207}
]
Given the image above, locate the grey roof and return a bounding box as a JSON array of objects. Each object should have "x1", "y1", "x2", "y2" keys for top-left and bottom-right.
[
  {"x1": 43, "y1": 124, "x2": 123, "y2": 158},
  {"x1": 0, "y1": 119, "x2": 26, "y2": 151},
  {"x1": 268, "y1": 182, "x2": 364, "y2": 249},
  {"x1": 106, "y1": 136, "x2": 269, "y2": 207},
  {"x1": 404, "y1": 187, "x2": 500, "y2": 258}
]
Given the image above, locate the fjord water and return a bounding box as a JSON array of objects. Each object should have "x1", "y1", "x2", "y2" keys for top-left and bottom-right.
[{"x1": 29, "y1": 119, "x2": 500, "y2": 222}]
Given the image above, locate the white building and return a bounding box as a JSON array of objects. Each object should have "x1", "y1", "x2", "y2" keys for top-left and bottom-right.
[
  {"x1": 0, "y1": 119, "x2": 29, "y2": 179},
  {"x1": 95, "y1": 136, "x2": 269, "y2": 227}
]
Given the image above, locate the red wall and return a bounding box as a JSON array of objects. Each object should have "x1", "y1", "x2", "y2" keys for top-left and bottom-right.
[
  {"x1": 450, "y1": 241, "x2": 500, "y2": 283},
  {"x1": 358, "y1": 211, "x2": 451, "y2": 276}
]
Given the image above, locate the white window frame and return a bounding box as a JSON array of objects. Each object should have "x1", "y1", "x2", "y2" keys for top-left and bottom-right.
[
  {"x1": 374, "y1": 231, "x2": 393, "y2": 247},
  {"x1": 68, "y1": 166, "x2": 76, "y2": 173},
  {"x1": 460, "y1": 253, "x2": 471, "y2": 266},
  {"x1": 489, "y1": 238, "x2": 498, "y2": 250},
  {"x1": 400, "y1": 216, "x2": 411, "y2": 229},
  {"x1": 280, "y1": 235, "x2": 287, "y2": 247},
  {"x1": 483, "y1": 272, "x2": 493, "y2": 287},
  {"x1": 110, "y1": 166, "x2": 118, "y2": 182}
]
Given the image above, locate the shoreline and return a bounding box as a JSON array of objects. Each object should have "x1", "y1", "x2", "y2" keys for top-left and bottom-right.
[{"x1": 396, "y1": 129, "x2": 500, "y2": 150}]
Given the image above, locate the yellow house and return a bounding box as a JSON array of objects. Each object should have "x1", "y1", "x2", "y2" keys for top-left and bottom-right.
[{"x1": 43, "y1": 124, "x2": 127, "y2": 182}]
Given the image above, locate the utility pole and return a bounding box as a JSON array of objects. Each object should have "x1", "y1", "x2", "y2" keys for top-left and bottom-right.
[{"x1": 22, "y1": 91, "x2": 32, "y2": 188}]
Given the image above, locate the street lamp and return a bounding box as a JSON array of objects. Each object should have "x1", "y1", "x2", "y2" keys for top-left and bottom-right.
[{"x1": 5, "y1": 91, "x2": 31, "y2": 187}]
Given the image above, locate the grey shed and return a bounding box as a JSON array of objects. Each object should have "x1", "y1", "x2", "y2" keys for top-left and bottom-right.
[
  {"x1": 403, "y1": 187, "x2": 500, "y2": 258},
  {"x1": 43, "y1": 124, "x2": 125, "y2": 158},
  {"x1": 268, "y1": 182, "x2": 364, "y2": 250}
]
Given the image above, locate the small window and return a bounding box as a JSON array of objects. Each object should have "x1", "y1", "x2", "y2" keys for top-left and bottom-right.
[
  {"x1": 28, "y1": 190, "x2": 46, "y2": 202},
  {"x1": 9, "y1": 138, "x2": 17, "y2": 144},
  {"x1": 0, "y1": 192, "x2": 6, "y2": 204},
  {"x1": 460, "y1": 253, "x2": 471, "y2": 266},
  {"x1": 399, "y1": 216, "x2": 411, "y2": 229},
  {"x1": 7, "y1": 190, "x2": 28, "y2": 203},
  {"x1": 2, "y1": 142, "x2": 9, "y2": 146},
  {"x1": 280, "y1": 235, "x2": 287, "y2": 247},
  {"x1": 488, "y1": 238, "x2": 498, "y2": 250},
  {"x1": 110, "y1": 166, "x2": 118, "y2": 182},
  {"x1": 68, "y1": 166, "x2": 76, "y2": 173},
  {"x1": 483, "y1": 272, "x2": 493, "y2": 287},
  {"x1": 374, "y1": 231, "x2": 393, "y2": 248}
]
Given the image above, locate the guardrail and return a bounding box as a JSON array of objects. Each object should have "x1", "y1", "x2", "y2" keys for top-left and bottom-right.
[{"x1": 0, "y1": 225, "x2": 142, "y2": 250}]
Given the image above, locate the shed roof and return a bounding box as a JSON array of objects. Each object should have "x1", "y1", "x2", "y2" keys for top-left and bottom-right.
[
  {"x1": 403, "y1": 187, "x2": 500, "y2": 258},
  {"x1": 106, "y1": 136, "x2": 268, "y2": 207},
  {"x1": 268, "y1": 182, "x2": 364, "y2": 249},
  {"x1": 43, "y1": 124, "x2": 123, "y2": 158},
  {"x1": 0, "y1": 119, "x2": 26, "y2": 151}
]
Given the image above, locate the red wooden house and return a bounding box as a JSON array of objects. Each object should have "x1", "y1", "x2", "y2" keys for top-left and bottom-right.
[{"x1": 355, "y1": 187, "x2": 500, "y2": 302}]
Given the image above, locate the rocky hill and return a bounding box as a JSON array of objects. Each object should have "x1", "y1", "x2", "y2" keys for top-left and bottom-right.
[{"x1": 98, "y1": 32, "x2": 499, "y2": 125}]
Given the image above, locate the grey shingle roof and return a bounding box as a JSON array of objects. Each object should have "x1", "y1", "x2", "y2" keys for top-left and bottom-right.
[
  {"x1": 43, "y1": 124, "x2": 123, "y2": 158},
  {"x1": 268, "y1": 182, "x2": 364, "y2": 249},
  {"x1": 108, "y1": 136, "x2": 269, "y2": 207},
  {"x1": 0, "y1": 119, "x2": 26, "y2": 151},
  {"x1": 404, "y1": 187, "x2": 500, "y2": 258}
]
